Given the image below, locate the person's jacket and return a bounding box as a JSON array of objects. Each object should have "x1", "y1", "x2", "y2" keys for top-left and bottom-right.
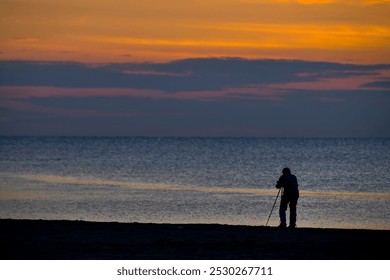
[{"x1": 276, "y1": 174, "x2": 299, "y2": 198}]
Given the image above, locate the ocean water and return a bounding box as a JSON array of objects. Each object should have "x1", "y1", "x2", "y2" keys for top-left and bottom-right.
[{"x1": 0, "y1": 136, "x2": 389, "y2": 230}]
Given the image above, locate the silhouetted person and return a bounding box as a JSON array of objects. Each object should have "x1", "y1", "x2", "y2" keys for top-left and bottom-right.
[{"x1": 276, "y1": 167, "x2": 299, "y2": 228}]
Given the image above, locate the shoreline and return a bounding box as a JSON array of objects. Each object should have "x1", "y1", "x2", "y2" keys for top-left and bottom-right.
[{"x1": 1, "y1": 219, "x2": 388, "y2": 260}]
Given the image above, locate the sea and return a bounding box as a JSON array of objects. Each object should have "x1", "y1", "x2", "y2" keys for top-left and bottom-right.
[{"x1": 0, "y1": 137, "x2": 389, "y2": 230}]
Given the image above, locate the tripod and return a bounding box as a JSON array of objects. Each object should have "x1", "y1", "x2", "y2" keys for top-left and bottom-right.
[{"x1": 265, "y1": 188, "x2": 281, "y2": 226}]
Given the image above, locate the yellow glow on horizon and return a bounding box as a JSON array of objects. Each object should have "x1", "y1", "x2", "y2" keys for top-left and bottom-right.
[
  {"x1": 271, "y1": 0, "x2": 337, "y2": 4},
  {"x1": 1, "y1": 0, "x2": 389, "y2": 63},
  {"x1": 270, "y1": 0, "x2": 390, "y2": 4}
]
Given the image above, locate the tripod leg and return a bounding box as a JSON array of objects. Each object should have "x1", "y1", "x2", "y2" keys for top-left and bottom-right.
[{"x1": 265, "y1": 188, "x2": 281, "y2": 226}]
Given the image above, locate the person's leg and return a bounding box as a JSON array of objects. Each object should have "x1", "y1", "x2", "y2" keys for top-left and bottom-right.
[
  {"x1": 289, "y1": 197, "x2": 298, "y2": 228},
  {"x1": 279, "y1": 196, "x2": 288, "y2": 227}
]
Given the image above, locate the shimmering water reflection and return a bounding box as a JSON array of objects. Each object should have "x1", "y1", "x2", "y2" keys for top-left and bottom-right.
[{"x1": 0, "y1": 137, "x2": 389, "y2": 229}]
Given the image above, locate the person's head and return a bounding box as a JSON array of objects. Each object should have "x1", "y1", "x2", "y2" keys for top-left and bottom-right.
[{"x1": 282, "y1": 167, "x2": 291, "y2": 175}]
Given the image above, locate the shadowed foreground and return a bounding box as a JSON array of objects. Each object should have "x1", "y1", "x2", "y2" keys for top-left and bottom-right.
[{"x1": 0, "y1": 219, "x2": 388, "y2": 260}]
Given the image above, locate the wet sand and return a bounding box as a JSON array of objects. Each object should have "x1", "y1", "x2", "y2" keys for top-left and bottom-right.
[{"x1": 0, "y1": 219, "x2": 388, "y2": 260}]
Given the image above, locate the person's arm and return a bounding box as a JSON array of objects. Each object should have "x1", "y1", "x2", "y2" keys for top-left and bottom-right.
[{"x1": 276, "y1": 176, "x2": 284, "y2": 189}]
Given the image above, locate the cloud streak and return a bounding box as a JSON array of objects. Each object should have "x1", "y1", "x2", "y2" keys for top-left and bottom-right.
[
  {"x1": 1, "y1": 58, "x2": 389, "y2": 91},
  {"x1": 0, "y1": 58, "x2": 389, "y2": 137}
]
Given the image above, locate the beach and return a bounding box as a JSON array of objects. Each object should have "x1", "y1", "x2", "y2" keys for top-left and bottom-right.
[{"x1": 0, "y1": 219, "x2": 388, "y2": 260}]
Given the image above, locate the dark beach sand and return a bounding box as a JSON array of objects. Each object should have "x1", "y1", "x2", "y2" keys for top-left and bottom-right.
[{"x1": 0, "y1": 219, "x2": 388, "y2": 260}]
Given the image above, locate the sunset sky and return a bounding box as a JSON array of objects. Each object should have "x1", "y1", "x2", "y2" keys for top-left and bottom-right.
[{"x1": 1, "y1": 0, "x2": 389, "y2": 136}]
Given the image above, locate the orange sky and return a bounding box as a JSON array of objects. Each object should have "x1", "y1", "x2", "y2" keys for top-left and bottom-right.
[{"x1": 1, "y1": 0, "x2": 390, "y2": 63}]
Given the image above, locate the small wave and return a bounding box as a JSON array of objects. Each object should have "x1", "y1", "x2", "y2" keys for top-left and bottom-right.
[{"x1": 19, "y1": 174, "x2": 390, "y2": 199}]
